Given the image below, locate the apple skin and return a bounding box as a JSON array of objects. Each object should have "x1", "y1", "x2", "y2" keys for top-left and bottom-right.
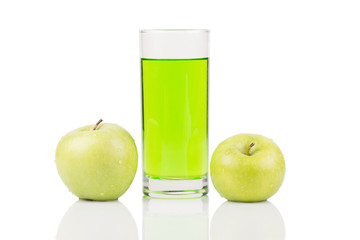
[
  {"x1": 56, "y1": 123, "x2": 138, "y2": 201},
  {"x1": 210, "y1": 134, "x2": 285, "y2": 202}
]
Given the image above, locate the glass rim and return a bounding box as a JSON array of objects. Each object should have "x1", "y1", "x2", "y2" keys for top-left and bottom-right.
[{"x1": 140, "y1": 29, "x2": 209, "y2": 33}]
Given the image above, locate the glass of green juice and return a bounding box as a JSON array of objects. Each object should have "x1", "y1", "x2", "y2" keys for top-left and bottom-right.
[{"x1": 140, "y1": 29, "x2": 209, "y2": 198}]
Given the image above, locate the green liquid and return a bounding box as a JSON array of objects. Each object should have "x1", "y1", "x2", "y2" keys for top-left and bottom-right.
[{"x1": 142, "y1": 58, "x2": 208, "y2": 179}]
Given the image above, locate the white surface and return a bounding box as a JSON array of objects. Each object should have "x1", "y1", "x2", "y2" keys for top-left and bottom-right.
[
  {"x1": 140, "y1": 29, "x2": 209, "y2": 59},
  {"x1": 1, "y1": 0, "x2": 360, "y2": 239}
]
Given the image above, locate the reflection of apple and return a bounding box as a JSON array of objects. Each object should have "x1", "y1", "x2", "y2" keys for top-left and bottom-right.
[
  {"x1": 211, "y1": 134, "x2": 285, "y2": 202},
  {"x1": 56, "y1": 119, "x2": 138, "y2": 201},
  {"x1": 211, "y1": 201, "x2": 285, "y2": 240},
  {"x1": 57, "y1": 200, "x2": 138, "y2": 240}
]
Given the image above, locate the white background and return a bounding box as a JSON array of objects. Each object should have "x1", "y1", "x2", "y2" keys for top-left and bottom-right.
[{"x1": 1, "y1": 0, "x2": 360, "y2": 239}]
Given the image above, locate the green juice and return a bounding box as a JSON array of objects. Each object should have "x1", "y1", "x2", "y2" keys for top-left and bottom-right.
[{"x1": 142, "y1": 58, "x2": 208, "y2": 180}]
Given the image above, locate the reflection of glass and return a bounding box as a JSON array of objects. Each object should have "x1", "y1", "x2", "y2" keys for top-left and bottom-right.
[
  {"x1": 211, "y1": 201, "x2": 285, "y2": 240},
  {"x1": 57, "y1": 200, "x2": 138, "y2": 240},
  {"x1": 141, "y1": 29, "x2": 209, "y2": 198},
  {"x1": 143, "y1": 197, "x2": 208, "y2": 240}
]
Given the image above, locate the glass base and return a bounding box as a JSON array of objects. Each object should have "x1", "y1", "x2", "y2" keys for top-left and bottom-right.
[{"x1": 143, "y1": 175, "x2": 208, "y2": 199}]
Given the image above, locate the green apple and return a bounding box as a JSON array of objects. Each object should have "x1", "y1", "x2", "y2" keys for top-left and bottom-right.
[
  {"x1": 210, "y1": 134, "x2": 285, "y2": 202},
  {"x1": 56, "y1": 119, "x2": 138, "y2": 201}
]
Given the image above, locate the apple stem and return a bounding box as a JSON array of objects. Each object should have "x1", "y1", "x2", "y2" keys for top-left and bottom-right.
[
  {"x1": 93, "y1": 119, "x2": 103, "y2": 130},
  {"x1": 246, "y1": 142, "x2": 255, "y2": 156}
]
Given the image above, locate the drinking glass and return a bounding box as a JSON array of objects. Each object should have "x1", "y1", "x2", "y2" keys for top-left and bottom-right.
[{"x1": 140, "y1": 29, "x2": 209, "y2": 198}]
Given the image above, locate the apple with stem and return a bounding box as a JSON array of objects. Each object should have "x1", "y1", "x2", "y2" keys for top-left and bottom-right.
[
  {"x1": 210, "y1": 134, "x2": 285, "y2": 202},
  {"x1": 56, "y1": 119, "x2": 138, "y2": 201}
]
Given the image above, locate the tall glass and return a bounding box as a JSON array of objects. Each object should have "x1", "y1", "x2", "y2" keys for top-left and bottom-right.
[{"x1": 141, "y1": 29, "x2": 209, "y2": 198}]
